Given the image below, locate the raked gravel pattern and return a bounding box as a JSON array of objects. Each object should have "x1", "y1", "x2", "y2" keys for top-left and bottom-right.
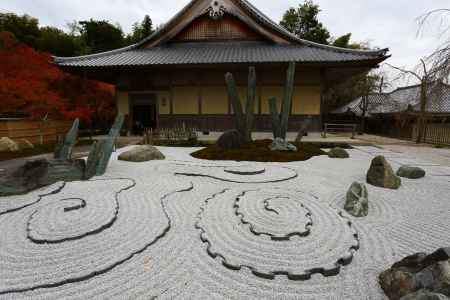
[{"x1": 0, "y1": 145, "x2": 449, "y2": 299}]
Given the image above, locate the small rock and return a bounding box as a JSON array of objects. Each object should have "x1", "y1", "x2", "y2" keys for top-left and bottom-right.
[
  {"x1": 367, "y1": 156, "x2": 401, "y2": 189},
  {"x1": 397, "y1": 166, "x2": 426, "y2": 179},
  {"x1": 400, "y1": 290, "x2": 449, "y2": 300},
  {"x1": 17, "y1": 139, "x2": 34, "y2": 150},
  {"x1": 118, "y1": 145, "x2": 165, "y2": 162},
  {"x1": 270, "y1": 138, "x2": 297, "y2": 152},
  {"x1": 345, "y1": 182, "x2": 369, "y2": 217},
  {"x1": 0, "y1": 137, "x2": 19, "y2": 152},
  {"x1": 328, "y1": 147, "x2": 350, "y2": 158},
  {"x1": 216, "y1": 130, "x2": 246, "y2": 150}
]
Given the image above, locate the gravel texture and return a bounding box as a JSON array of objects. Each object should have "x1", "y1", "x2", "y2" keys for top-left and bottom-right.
[{"x1": 0, "y1": 145, "x2": 449, "y2": 299}]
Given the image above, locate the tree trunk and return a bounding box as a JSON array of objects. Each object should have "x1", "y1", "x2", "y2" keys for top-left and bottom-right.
[{"x1": 416, "y1": 81, "x2": 427, "y2": 144}]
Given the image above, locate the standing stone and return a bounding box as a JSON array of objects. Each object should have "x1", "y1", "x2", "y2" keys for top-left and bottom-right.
[
  {"x1": 367, "y1": 156, "x2": 401, "y2": 189},
  {"x1": 328, "y1": 147, "x2": 350, "y2": 158},
  {"x1": 118, "y1": 145, "x2": 165, "y2": 162},
  {"x1": 84, "y1": 115, "x2": 124, "y2": 179},
  {"x1": 397, "y1": 166, "x2": 426, "y2": 179},
  {"x1": 54, "y1": 118, "x2": 79, "y2": 160},
  {"x1": 345, "y1": 182, "x2": 369, "y2": 217},
  {"x1": 270, "y1": 138, "x2": 297, "y2": 152},
  {"x1": 295, "y1": 117, "x2": 312, "y2": 143},
  {"x1": 0, "y1": 137, "x2": 19, "y2": 152}
]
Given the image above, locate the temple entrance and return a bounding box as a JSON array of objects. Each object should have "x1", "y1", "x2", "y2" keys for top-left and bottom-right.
[{"x1": 130, "y1": 94, "x2": 158, "y2": 135}]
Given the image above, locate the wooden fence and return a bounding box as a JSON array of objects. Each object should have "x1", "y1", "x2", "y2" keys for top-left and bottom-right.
[
  {"x1": 0, "y1": 119, "x2": 73, "y2": 145},
  {"x1": 412, "y1": 123, "x2": 450, "y2": 145}
]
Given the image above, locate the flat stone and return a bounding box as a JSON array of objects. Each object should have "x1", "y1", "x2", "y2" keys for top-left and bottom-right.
[
  {"x1": 367, "y1": 156, "x2": 401, "y2": 189},
  {"x1": 344, "y1": 182, "x2": 369, "y2": 217},
  {"x1": 224, "y1": 166, "x2": 265, "y2": 175},
  {"x1": 397, "y1": 166, "x2": 426, "y2": 179},
  {"x1": 118, "y1": 145, "x2": 165, "y2": 162},
  {"x1": 328, "y1": 147, "x2": 350, "y2": 158}
]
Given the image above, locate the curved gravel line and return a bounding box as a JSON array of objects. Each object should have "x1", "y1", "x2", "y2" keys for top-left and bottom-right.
[{"x1": 0, "y1": 179, "x2": 194, "y2": 296}]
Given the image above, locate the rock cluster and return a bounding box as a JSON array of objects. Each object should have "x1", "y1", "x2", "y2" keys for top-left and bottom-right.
[
  {"x1": 328, "y1": 147, "x2": 350, "y2": 158},
  {"x1": 367, "y1": 156, "x2": 401, "y2": 189},
  {"x1": 379, "y1": 247, "x2": 450, "y2": 300},
  {"x1": 345, "y1": 182, "x2": 369, "y2": 217},
  {"x1": 270, "y1": 138, "x2": 297, "y2": 152},
  {"x1": 119, "y1": 145, "x2": 165, "y2": 162},
  {"x1": 397, "y1": 166, "x2": 426, "y2": 179}
]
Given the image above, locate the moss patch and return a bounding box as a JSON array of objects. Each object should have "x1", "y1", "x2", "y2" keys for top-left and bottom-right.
[{"x1": 191, "y1": 140, "x2": 326, "y2": 162}]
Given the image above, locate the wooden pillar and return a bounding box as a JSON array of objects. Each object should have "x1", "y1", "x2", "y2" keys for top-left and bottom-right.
[
  {"x1": 169, "y1": 73, "x2": 174, "y2": 115},
  {"x1": 319, "y1": 68, "x2": 326, "y2": 131}
]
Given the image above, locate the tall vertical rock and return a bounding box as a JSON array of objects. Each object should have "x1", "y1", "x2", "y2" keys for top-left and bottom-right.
[{"x1": 54, "y1": 118, "x2": 79, "y2": 160}]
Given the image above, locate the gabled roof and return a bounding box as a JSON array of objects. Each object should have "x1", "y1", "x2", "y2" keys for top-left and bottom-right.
[
  {"x1": 54, "y1": 0, "x2": 389, "y2": 68},
  {"x1": 332, "y1": 82, "x2": 450, "y2": 115}
]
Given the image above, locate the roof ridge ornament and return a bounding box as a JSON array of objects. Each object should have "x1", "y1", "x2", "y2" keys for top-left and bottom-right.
[{"x1": 207, "y1": 0, "x2": 226, "y2": 20}]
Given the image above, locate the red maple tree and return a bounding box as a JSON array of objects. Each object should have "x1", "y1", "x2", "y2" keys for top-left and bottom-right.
[{"x1": 0, "y1": 31, "x2": 115, "y2": 123}]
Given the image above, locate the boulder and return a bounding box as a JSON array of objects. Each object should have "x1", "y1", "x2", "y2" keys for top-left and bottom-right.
[
  {"x1": 400, "y1": 290, "x2": 449, "y2": 300},
  {"x1": 216, "y1": 130, "x2": 246, "y2": 150},
  {"x1": 328, "y1": 147, "x2": 350, "y2": 158},
  {"x1": 0, "y1": 137, "x2": 19, "y2": 152},
  {"x1": 379, "y1": 248, "x2": 450, "y2": 300},
  {"x1": 0, "y1": 158, "x2": 85, "y2": 197},
  {"x1": 367, "y1": 156, "x2": 401, "y2": 189},
  {"x1": 397, "y1": 166, "x2": 426, "y2": 179},
  {"x1": 270, "y1": 138, "x2": 297, "y2": 152},
  {"x1": 345, "y1": 182, "x2": 369, "y2": 217},
  {"x1": 119, "y1": 145, "x2": 165, "y2": 162}
]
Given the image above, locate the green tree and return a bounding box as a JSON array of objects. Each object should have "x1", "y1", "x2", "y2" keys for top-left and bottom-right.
[
  {"x1": 126, "y1": 15, "x2": 154, "y2": 44},
  {"x1": 37, "y1": 26, "x2": 84, "y2": 56},
  {"x1": 78, "y1": 19, "x2": 125, "y2": 53},
  {"x1": 0, "y1": 13, "x2": 41, "y2": 48},
  {"x1": 332, "y1": 33, "x2": 363, "y2": 49},
  {"x1": 280, "y1": 0, "x2": 330, "y2": 44}
]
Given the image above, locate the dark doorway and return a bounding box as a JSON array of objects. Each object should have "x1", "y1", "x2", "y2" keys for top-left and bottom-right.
[{"x1": 130, "y1": 94, "x2": 158, "y2": 135}]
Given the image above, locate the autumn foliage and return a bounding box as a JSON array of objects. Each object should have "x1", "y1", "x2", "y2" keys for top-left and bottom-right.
[{"x1": 0, "y1": 31, "x2": 115, "y2": 123}]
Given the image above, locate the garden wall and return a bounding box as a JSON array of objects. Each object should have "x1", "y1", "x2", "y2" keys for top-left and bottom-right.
[{"x1": 0, "y1": 119, "x2": 73, "y2": 145}]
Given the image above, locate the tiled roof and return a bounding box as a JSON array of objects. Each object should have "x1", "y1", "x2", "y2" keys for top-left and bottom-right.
[
  {"x1": 54, "y1": 0, "x2": 389, "y2": 68},
  {"x1": 332, "y1": 82, "x2": 450, "y2": 115},
  {"x1": 54, "y1": 42, "x2": 386, "y2": 67}
]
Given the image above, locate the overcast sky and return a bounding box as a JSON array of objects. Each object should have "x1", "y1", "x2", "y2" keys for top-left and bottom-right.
[{"x1": 2, "y1": 0, "x2": 449, "y2": 89}]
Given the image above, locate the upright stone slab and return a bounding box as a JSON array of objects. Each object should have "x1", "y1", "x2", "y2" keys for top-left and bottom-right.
[
  {"x1": 367, "y1": 156, "x2": 401, "y2": 189},
  {"x1": 54, "y1": 118, "x2": 79, "y2": 160},
  {"x1": 345, "y1": 182, "x2": 369, "y2": 217},
  {"x1": 84, "y1": 115, "x2": 124, "y2": 179}
]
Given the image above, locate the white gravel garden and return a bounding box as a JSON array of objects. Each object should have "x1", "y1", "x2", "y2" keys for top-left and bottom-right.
[{"x1": 0, "y1": 145, "x2": 449, "y2": 299}]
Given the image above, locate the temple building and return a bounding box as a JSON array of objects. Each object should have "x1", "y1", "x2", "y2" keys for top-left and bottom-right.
[{"x1": 54, "y1": 0, "x2": 389, "y2": 134}]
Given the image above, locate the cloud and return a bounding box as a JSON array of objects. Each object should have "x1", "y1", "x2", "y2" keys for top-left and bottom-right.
[{"x1": 3, "y1": 0, "x2": 448, "y2": 88}]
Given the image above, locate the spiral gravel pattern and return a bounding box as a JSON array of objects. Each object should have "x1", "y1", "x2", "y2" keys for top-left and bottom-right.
[{"x1": 197, "y1": 188, "x2": 359, "y2": 280}]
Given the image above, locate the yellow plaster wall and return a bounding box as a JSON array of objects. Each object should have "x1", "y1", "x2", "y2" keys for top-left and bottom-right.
[
  {"x1": 158, "y1": 91, "x2": 170, "y2": 115},
  {"x1": 292, "y1": 86, "x2": 321, "y2": 115},
  {"x1": 173, "y1": 87, "x2": 199, "y2": 114},
  {"x1": 202, "y1": 86, "x2": 229, "y2": 114},
  {"x1": 261, "y1": 86, "x2": 283, "y2": 114},
  {"x1": 117, "y1": 91, "x2": 129, "y2": 115}
]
